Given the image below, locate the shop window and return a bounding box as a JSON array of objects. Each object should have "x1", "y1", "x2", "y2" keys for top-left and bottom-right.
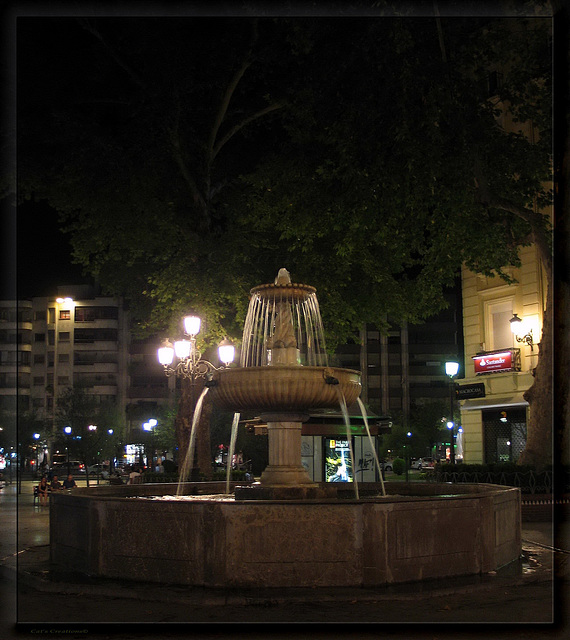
[{"x1": 483, "y1": 408, "x2": 527, "y2": 463}]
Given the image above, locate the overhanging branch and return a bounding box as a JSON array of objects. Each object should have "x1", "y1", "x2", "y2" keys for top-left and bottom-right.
[
  {"x1": 212, "y1": 102, "x2": 285, "y2": 161},
  {"x1": 487, "y1": 194, "x2": 553, "y2": 277}
]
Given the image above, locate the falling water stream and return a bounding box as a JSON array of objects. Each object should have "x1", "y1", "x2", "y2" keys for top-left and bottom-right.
[
  {"x1": 176, "y1": 387, "x2": 210, "y2": 496},
  {"x1": 334, "y1": 387, "x2": 359, "y2": 501},
  {"x1": 225, "y1": 412, "x2": 241, "y2": 495},
  {"x1": 357, "y1": 397, "x2": 387, "y2": 496}
]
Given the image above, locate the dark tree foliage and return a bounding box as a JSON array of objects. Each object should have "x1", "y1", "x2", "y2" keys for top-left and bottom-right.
[{"x1": 16, "y1": 15, "x2": 555, "y2": 465}]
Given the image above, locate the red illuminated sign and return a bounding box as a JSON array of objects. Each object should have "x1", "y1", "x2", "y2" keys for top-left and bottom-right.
[{"x1": 472, "y1": 351, "x2": 514, "y2": 374}]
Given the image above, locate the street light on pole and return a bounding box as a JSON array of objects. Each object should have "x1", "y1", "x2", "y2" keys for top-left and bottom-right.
[
  {"x1": 33, "y1": 433, "x2": 40, "y2": 475},
  {"x1": 142, "y1": 419, "x2": 157, "y2": 470},
  {"x1": 63, "y1": 426, "x2": 72, "y2": 474},
  {"x1": 405, "y1": 431, "x2": 412, "y2": 481},
  {"x1": 445, "y1": 361, "x2": 459, "y2": 465}
]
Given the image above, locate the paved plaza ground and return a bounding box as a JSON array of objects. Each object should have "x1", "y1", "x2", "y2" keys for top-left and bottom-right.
[{"x1": 1, "y1": 477, "x2": 568, "y2": 639}]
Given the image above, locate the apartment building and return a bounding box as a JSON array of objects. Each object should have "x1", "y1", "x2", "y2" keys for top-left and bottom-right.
[
  {"x1": 1, "y1": 285, "x2": 170, "y2": 455},
  {"x1": 0, "y1": 299, "x2": 32, "y2": 413},
  {"x1": 332, "y1": 287, "x2": 463, "y2": 425}
]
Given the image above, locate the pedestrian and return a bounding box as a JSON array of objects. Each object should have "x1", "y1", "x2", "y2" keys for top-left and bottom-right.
[
  {"x1": 62, "y1": 474, "x2": 77, "y2": 490},
  {"x1": 38, "y1": 476, "x2": 49, "y2": 506},
  {"x1": 128, "y1": 467, "x2": 143, "y2": 484},
  {"x1": 50, "y1": 475, "x2": 62, "y2": 492}
]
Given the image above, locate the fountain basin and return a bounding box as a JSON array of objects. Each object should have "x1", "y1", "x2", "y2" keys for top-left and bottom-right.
[
  {"x1": 210, "y1": 366, "x2": 361, "y2": 413},
  {"x1": 50, "y1": 482, "x2": 521, "y2": 588}
]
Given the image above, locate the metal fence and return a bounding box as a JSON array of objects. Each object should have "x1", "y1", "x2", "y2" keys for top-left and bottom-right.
[{"x1": 429, "y1": 469, "x2": 554, "y2": 494}]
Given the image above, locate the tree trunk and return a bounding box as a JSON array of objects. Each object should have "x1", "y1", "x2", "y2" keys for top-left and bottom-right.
[
  {"x1": 519, "y1": 279, "x2": 553, "y2": 469},
  {"x1": 175, "y1": 377, "x2": 213, "y2": 480},
  {"x1": 520, "y1": 1, "x2": 570, "y2": 469}
]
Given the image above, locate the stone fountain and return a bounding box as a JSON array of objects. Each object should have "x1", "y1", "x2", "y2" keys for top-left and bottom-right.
[
  {"x1": 50, "y1": 270, "x2": 522, "y2": 589},
  {"x1": 209, "y1": 268, "x2": 361, "y2": 498}
]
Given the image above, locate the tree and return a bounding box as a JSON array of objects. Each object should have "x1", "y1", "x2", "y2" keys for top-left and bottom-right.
[
  {"x1": 16, "y1": 15, "x2": 556, "y2": 467},
  {"x1": 55, "y1": 386, "x2": 123, "y2": 485}
]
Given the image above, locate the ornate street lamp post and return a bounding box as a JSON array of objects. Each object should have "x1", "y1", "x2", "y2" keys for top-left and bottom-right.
[
  {"x1": 158, "y1": 315, "x2": 235, "y2": 380},
  {"x1": 158, "y1": 316, "x2": 234, "y2": 479},
  {"x1": 445, "y1": 361, "x2": 459, "y2": 465}
]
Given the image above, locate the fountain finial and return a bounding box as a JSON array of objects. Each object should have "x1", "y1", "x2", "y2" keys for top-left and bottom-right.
[{"x1": 275, "y1": 268, "x2": 292, "y2": 285}]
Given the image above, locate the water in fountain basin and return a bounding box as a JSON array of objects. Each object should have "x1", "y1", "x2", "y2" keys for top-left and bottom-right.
[
  {"x1": 334, "y1": 386, "x2": 359, "y2": 501},
  {"x1": 225, "y1": 412, "x2": 241, "y2": 494},
  {"x1": 176, "y1": 386, "x2": 210, "y2": 496},
  {"x1": 357, "y1": 397, "x2": 387, "y2": 496}
]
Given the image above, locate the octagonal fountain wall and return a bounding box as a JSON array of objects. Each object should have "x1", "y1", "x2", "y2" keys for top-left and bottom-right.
[
  {"x1": 49, "y1": 270, "x2": 522, "y2": 588},
  {"x1": 50, "y1": 481, "x2": 521, "y2": 588}
]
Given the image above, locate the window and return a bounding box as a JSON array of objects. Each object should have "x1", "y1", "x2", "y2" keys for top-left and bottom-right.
[
  {"x1": 48, "y1": 330, "x2": 55, "y2": 346},
  {"x1": 58, "y1": 332, "x2": 70, "y2": 341},
  {"x1": 59, "y1": 310, "x2": 70, "y2": 320},
  {"x1": 34, "y1": 354, "x2": 45, "y2": 364},
  {"x1": 58, "y1": 353, "x2": 69, "y2": 363},
  {"x1": 485, "y1": 299, "x2": 514, "y2": 351},
  {"x1": 34, "y1": 310, "x2": 46, "y2": 321},
  {"x1": 487, "y1": 70, "x2": 504, "y2": 97},
  {"x1": 48, "y1": 308, "x2": 55, "y2": 324},
  {"x1": 33, "y1": 376, "x2": 44, "y2": 386},
  {"x1": 57, "y1": 376, "x2": 70, "y2": 386},
  {"x1": 75, "y1": 306, "x2": 119, "y2": 322},
  {"x1": 74, "y1": 328, "x2": 118, "y2": 343},
  {"x1": 34, "y1": 333, "x2": 45, "y2": 343}
]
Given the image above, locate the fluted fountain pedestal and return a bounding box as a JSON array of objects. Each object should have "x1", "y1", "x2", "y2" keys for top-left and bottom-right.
[
  {"x1": 259, "y1": 414, "x2": 313, "y2": 485},
  {"x1": 234, "y1": 412, "x2": 338, "y2": 500}
]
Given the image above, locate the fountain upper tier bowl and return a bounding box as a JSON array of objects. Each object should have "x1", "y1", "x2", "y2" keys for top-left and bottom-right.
[{"x1": 210, "y1": 365, "x2": 361, "y2": 413}]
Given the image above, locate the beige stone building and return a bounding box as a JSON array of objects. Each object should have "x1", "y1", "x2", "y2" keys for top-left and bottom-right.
[{"x1": 459, "y1": 243, "x2": 548, "y2": 463}]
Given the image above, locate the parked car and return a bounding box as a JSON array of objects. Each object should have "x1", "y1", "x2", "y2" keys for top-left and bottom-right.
[
  {"x1": 411, "y1": 457, "x2": 435, "y2": 470},
  {"x1": 52, "y1": 460, "x2": 84, "y2": 473},
  {"x1": 84, "y1": 464, "x2": 109, "y2": 479},
  {"x1": 380, "y1": 459, "x2": 393, "y2": 472}
]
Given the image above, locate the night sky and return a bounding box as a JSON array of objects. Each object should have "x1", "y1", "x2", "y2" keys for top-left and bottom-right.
[{"x1": 16, "y1": 200, "x2": 88, "y2": 300}]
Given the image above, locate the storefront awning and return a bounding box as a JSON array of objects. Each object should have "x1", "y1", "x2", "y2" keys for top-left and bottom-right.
[{"x1": 460, "y1": 393, "x2": 528, "y2": 411}]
